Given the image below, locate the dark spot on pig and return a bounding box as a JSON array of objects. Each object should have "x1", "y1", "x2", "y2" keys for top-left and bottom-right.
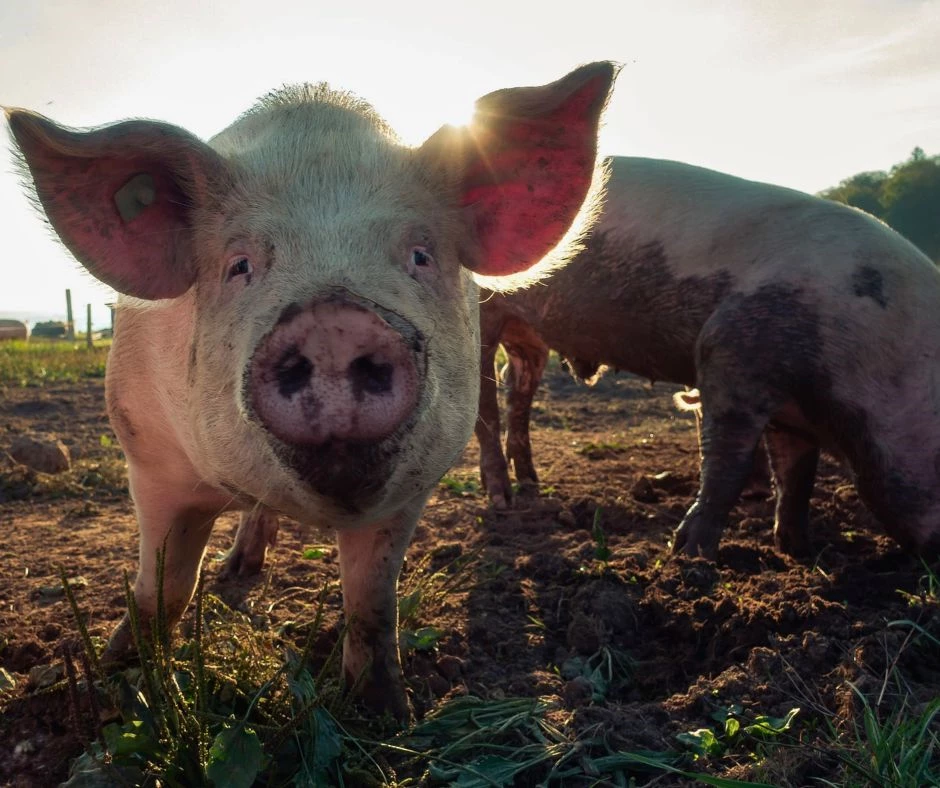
[
  {"x1": 697, "y1": 284, "x2": 825, "y2": 418},
  {"x1": 275, "y1": 302, "x2": 303, "y2": 327},
  {"x1": 851, "y1": 265, "x2": 887, "y2": 308},
  {"x1": 482, "y1": 234, "x2": 733, "y2": 386}
]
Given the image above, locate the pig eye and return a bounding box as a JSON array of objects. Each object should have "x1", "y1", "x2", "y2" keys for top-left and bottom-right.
[
  {"x1": 411, "y1": 247, "x2": 433, "y2": 269},
  {"x1": 226, "y1": 255, "x2": 253, "y2": 282}
]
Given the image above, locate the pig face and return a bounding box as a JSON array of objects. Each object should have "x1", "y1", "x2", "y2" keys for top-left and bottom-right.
[{"x1": 8, "y1": 64, "x2": 617, "y2": 526}]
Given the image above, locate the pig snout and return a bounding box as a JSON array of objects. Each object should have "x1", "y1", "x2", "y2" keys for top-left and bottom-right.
[{"x1": 250, "y1": 301, "x2": 421, "y2": 446}]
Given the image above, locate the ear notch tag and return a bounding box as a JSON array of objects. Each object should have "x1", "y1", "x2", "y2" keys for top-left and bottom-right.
[{"x1": 114, "y1": 173, "x2": 156, "y2": 222}]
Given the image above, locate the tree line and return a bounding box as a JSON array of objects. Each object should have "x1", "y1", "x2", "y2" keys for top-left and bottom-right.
[{"x1": 819, "y1": 147, "x2": 940, "y2": 262}]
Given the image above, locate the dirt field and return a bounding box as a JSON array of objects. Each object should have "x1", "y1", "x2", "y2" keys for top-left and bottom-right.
[{"x1": 1, "y1": 364, "x2": 938, "y2": 786}]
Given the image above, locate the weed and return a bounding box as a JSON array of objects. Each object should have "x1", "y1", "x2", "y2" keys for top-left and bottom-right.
[
  {"x1": 397, "y1": 548, "x2": 478, "y2": 655},
  {"x1": 819, "y1": 685, "x2": 940, "y2": 787},
  {"x1": 561, "y1": 645, "x2": 634, "y2": 701},
  {"x1": 591, "y1": 508, "x2": 612, "y2": 562},
  {"x1": 439, "y1": 474, "x2": 480, "y2": 496},
  {"x1": 677, "y1": 705, "x2": 800, "y2": 762}
]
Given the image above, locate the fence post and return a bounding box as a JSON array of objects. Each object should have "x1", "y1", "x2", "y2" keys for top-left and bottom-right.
[
  {"x1": 65, "y1": 289, "x2": 75, "y2": 340},
  {"x1": 86, "y1": 304, "x2": 93, "y2": 349}
]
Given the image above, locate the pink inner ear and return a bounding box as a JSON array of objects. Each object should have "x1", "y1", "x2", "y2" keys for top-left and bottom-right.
[
  {"x1": 36, "y1": 154, "x2": 193, "y2": 299},
  {"x1": 461, "y1": 73, "x2": 611, "y2": 278}
]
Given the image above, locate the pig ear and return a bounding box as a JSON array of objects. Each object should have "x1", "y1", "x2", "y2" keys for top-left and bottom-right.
[
  {"x1": 419, "y1": 61, "x2": 618, "y2": 280},
  {"x1": 6, "y1": 110, "x2": 230, "y2": 300}
]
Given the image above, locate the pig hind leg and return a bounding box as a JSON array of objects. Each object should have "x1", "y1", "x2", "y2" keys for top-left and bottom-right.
[
  {"x1": 476, "y1": 316, "x2": 513, "y2": 508},
  {"x1": 764, "y1": 427, "x2": 818, "y2": 557},
  {"x1": 222, "y1": 506, "x2": 280, "y2": 578},
  {"x1": 673, "y1": 404, "x2": 771, "y2": 558},
  {"x1": 502, "y1": 322, "x2": 550, "y2": 491},
  {"x1": 673, "y1": 302, "x2": 802, "y2": 557}
]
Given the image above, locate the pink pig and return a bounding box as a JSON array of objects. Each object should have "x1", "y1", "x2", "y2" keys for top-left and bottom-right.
[{"x1": 8, "y1": 62, "x2": 617, "y2": 720}]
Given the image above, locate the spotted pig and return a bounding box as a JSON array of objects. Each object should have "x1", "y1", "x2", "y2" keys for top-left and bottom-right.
[{"x1": 476, "y1": 155, "x2": 940, "y2": 559}]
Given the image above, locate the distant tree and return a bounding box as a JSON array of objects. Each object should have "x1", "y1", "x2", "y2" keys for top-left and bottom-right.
[
  {"x1": 819, "y1": 170, "x2": 887, "y2": 217},
  {"x1": 821, "y1": 148, "x2": 940, "y2": 262},
  {"x1": 881, "y1": 152, "x2": 940, "y2": 261},
  {"x1": 31, "y1": 320, "x2": 67, "y2": 338}
]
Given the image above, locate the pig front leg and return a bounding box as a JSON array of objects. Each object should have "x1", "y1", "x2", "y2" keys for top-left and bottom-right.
[
  {"x1": 476, "y1": 326, "x2": 513, "y2": 508},
  {"x1": 335, "y1": 496, "x2": 424, "y2": 724},
  {"x1": 504, "y1": 332, "x2": 549, "y2": 492},
  {"x1": 764, "y1": 427, "x2": 819, "y2": 557},
  {"x1": 221, "y1": 507, "x2": 280, "y2": 578},
  {"x1": 105, "y1": 467, "x2": 226, "y2": 660}
]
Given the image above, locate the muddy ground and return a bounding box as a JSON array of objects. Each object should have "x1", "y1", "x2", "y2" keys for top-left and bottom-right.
[{"x1": 1, "y1": 364, "x2": 938, "y2": 786}]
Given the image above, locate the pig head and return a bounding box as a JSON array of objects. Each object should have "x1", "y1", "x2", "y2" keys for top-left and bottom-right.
[{"x1": 7, "y1": 61, "x2": 617, "y2": 720}]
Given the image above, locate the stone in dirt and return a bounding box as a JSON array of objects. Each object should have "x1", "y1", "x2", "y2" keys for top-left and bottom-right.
[{"x1": 9, "y1": 434, "x2": 71, "y2": 475}]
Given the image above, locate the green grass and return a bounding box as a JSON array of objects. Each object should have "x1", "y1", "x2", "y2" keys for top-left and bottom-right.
[
  {"x1": 0, "y1": 338, "x2": 110, "y2": 387},
  {"x1": 56, "y1": 552, "x2": 811, "y2": 788}
]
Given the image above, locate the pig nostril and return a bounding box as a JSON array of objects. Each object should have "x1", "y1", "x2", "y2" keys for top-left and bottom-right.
[
  {"x1": 275, "y1": 351, "x2": 313, "y2": 398},
  {"x1": 349, "y1": 355, "x2": 394, "y2": 396}
]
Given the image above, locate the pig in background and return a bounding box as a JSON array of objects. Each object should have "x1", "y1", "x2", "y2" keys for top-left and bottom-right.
[
  {"x1": 476, "y1": 155, "x2": 940, "y2": 560},
  {"x1": 7, "y1": 61, "x2": 617, "y2": 721}
]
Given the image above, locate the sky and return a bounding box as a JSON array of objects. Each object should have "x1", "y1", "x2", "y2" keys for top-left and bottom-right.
[{"x1": 1, "y1": 0, "x2": 939, "y2": 323}]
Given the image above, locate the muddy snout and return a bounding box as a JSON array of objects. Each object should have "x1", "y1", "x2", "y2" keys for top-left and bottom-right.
[{"x1": 250, "y1": 301, "x2": 422, "y2": 447}]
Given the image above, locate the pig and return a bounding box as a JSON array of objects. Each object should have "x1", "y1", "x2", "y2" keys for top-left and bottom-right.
[
  {"x1": 7, "y1": 61, "x2": 617, "y2": 720},
  {"x1": 475, "y1": 155, "x2": 940, "y2": 560},
  {"x1": 220, "y1": 507, "x2": 280, "y2": 579}
]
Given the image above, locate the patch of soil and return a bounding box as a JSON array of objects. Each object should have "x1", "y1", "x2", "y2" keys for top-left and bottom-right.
[{"x1": 1, "y1": 369, "x2": 938, "y2": 786}]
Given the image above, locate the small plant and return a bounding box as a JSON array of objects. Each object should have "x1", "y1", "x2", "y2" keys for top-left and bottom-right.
[
  {"x1": 676, "y1": 704, "x2": 800, "y2": 762},
  {"x1": 561, "y1": 645, "x2": 634, "y2": 701},
  {"x1": 397, "y1": 548, "x2": 478, "y2": 655},
  {"x1": 812, "y1": 681, "x2": 939, "y2": 788},
  {"x1": 896, "y1": 559, "x2": 940, "y2": 607},
  {"x1": 439, "y1": 474, "x2": 480, "y2": 496},
  {"x1": 591, "y1": 508, "x2": 612, "y2": 563}
]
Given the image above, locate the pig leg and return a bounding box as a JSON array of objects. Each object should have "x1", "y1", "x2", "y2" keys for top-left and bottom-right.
[
  {"x1": 673, "y1": 331, "x2": 786, "y2": 559},
  {"x1": 672, "y1": 405, "x2": 769, "y2": 558},
  {"x1": 476, "y1": 320, "x2": 513, "y2": 508},
  {"x1": 336, "y1": 497, "x2": 424, "y2": 723},
  {"x1": 221, "y1": 507, "x2": 280, "y2": 578},
  {"x1": 503, "y1": 321, "x2": 550, "y2": 491},
  {"x1": 764, "y1": 427, "x2": 818, "y2": 557},
  {"x1": 104, "y1": 470, "x2": 224, "y2": 659}
]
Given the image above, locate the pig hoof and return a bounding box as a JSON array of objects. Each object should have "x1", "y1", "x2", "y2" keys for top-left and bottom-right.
[
  {"x1": 99, "y1": 617, "x2": 138, "y2": 668},
  {"x1": 672, "y1": 522, "x2": 720, "y2": 560},
  {"x1": 356, "y1": 681, "x2": 413, "y2": 726},
  {"x1": 219, "y1": 550, "x2": 262, "y2": 580},
  {"x1": 490, "y1": 494, "x2": 509, "y2": 510},
  {"x1": 773, "y1": 528, "x2": 811, "y2": 559}
]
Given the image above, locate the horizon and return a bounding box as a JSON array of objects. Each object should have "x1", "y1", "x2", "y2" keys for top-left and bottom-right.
[{"x1": 2, "y1": 0, "x2": 938, "y2": 316}]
